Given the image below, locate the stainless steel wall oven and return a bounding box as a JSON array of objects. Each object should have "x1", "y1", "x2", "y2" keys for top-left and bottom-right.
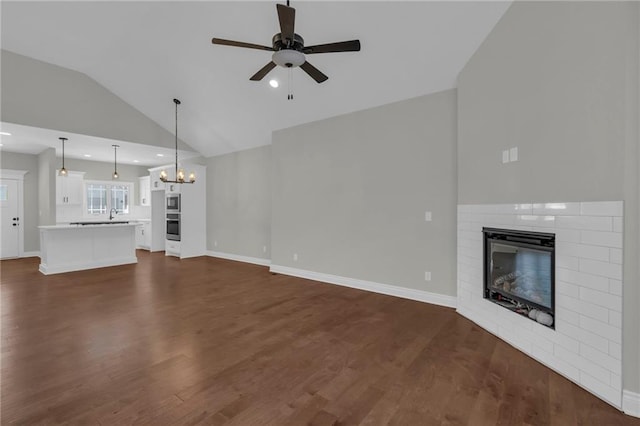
[{"x1": 166, "y1": 213, "x2": 181, "y2": 241}]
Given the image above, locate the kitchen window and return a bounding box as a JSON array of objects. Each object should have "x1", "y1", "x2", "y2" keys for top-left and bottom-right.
[{"x1": 85, "y1": 181, "x2": 131, "y2": 215}]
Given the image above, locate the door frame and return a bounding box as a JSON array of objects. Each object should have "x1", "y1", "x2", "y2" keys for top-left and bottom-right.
[{"x1": 0, "y1": 169, "x2": 28, "y2": 258}]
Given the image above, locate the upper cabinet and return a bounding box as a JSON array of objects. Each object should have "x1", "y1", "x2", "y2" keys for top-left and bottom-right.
[
  {"x1": 149, "y1": 168, "x2": 165, "y2": 192},
  {"x1": 139, "y1": 176, "x2": 151, "y2": 206},
  {"x1": 56, "y1": 171, "x2": 85, "y2": 205}
]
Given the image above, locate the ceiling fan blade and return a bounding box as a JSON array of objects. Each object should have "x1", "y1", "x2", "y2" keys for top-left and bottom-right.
[
  {"x1": 303, "y1": 40, "x2": 361, "y2": 54},
  {"x1": 250, "y1": 62, "x2": 277, "y2": 81},
  {"x1": 212, "y1": 38, "x2": 274, "y2": 52},
  {"x1": 276, "y1": 4, "x2": 295, "y2": 45},
  {"x1": 300, "y1": 61, "x2": 328, "y2": 83}
]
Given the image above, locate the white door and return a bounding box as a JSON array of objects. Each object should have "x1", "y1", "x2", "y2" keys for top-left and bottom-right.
[{"x1": 0, "y1": 179, "x2": 20, "y2": 258}]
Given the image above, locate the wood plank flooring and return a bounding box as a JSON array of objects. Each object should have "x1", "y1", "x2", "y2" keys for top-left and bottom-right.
[{"x1": 1, "y1": 251, "x2": 638, "y2": 425}]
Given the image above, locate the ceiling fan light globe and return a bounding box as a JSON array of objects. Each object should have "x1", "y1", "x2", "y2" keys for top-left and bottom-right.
[{"x1": 272, "y1": 49, "x2": 305, "y2": 68}]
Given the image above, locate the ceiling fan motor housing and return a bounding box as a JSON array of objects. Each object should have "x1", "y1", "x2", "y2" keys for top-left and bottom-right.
[{"x1": 272, "y1": 33, "x2": 304, "y2": 51}]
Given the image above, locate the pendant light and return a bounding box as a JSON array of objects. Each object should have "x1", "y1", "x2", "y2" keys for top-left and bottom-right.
[
  {"x1": 58, "y1": 137, "x2": 68, "y2": 177},
  {"x1": 112, "y1": 144, "x2": 119, "y2": 180},
  {"x1": 160, "y1": 98, "x2": 195, "y2": 184}
]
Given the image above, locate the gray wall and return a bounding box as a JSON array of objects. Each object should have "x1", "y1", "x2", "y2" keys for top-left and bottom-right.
[
  {"x1": 271, "y1": 90, "x2": 457, "y2": 296},
  {"x1": 206, "y1": 145, "x2": 271, "y2": 260},
  {"x1": 38, "y1": 148, "x2": 56, "y2": 228},
  {"x1": 457, "y1": 1, "x2": 639, "y2": 393},
  {"x1": 0, "y1": 151, "x2": 39, "y2": 252},
  {"x1": 0, "y1": 50, "x2": 192, "y2": 151}
]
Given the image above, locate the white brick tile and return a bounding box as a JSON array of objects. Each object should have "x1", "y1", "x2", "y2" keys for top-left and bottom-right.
[
  {"x1": 579, "y1": 372, "x2": 621, "y2": 407},
  {"x1": 579, "y1": 343, "x2": 621, "y2": 374},
  {"x1": 611, "y1": 373, "x2": 622, "y2": 391},
  {"x1": 580, "y1": 201, "x2": 623, "y2": 217},
  {"x1": 609, "y1": 279, "x2": 622, "y2": 296},
  {"x1": 556, "y1": 255, "x2": 580, "y2": 271},
  {"x1": 532, "y1": 346, "x2": 580, "y2": 383},
  {"x1": 612, "y1": 217, "x2": 623, "y2": 233},
  {"x1": 609, "y1": 248, "x2": 622, "y2": 265},
  {"x1": 521, "y1": 327, "x2": 554, "y2": 354},
  {"x1": 556, "y1": 268, "x2": 609, "y2": 292},
  {"x1": 580, "y1": 288, "x2": 622, "y2": 312},
  {"x1": 609, "y1": 342, "x2": 622, "y2": 360},
  {"x1": 532, "y1": 202, "x2": 581, "y2": 216},
  {"x1": 515, "y1": 204, "x2": 533, "y2": 214},
  {"x1": 556, "y1": 280, "x2": 580, "y2": 298},
  {"x1": 579, "y1": 316, "x2": 621, "y2": 344},
  {"x1": 498, "y1": 326, "x2": 533, "y2": 354},
  {"x1": 533, "y1": 323, "x2": 580, "y2": 354},
  {"x1": 579, "y1": 259, "x2": 622, "y2": 280},
  {"x1": 554, "y1": 332, "x2": 580, "y2": 354},
  {"x1": 555, "y1": 322, "x2": 609, "y2": 353},
  {"x1": 609, "y1": 310, "x2": 622, "y2": 328},
  {"x1": 554, "y1": 228, "x2": 581, "y2": 243},
  {"x1": 556, "y1": 309, "x2": 580, "y2": 327},
  {"x1": 576, "y1": 356, "x2": 612, "y2": 385},
  {"x1": 556, "y1": 294, "x2": 609, "y2": 323},
  {"x1": 554, "y1": 344, "x2": 580, "y2": 365},
  {"x1": 580, "y1": 230, "x2": 622, "y2": 248},
  {"x1": 458, "y1": 205, "x2": 474, "y2": 213},
  {"x1": 556, "y1": 242, "x2": 610, "y2": 262},
  {"x1": 556, "y1": 216, "x2": 613, "y2": 232},
  {"x1": 515, "y1": 215, "x2": 555, "y2": 227}
]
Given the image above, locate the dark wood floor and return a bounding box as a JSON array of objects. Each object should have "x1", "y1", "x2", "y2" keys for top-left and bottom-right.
[{"x1": 1, "y1": 252, "x2": 638, "y2": 425}]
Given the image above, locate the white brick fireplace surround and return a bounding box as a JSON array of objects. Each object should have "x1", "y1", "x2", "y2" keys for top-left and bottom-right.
[{"x1": 457, "y1": 201, "x2": 623, "y2": 408}]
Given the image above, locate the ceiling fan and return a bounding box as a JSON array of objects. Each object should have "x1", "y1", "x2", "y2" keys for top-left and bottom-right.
[{"x1": 211, "y1": 1, "x2": 361, "y2": 84}]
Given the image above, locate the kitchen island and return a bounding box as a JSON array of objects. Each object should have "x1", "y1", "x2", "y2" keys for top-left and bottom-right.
[{"x1": 38, "y1": 222, "x2": 139, "y2": 275}]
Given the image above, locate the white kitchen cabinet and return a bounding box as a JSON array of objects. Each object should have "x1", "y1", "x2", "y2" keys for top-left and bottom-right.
[
  {"x1": 149, "y1": 167, "x2": 166, "y2": 192},
  {"x1": 139, "y1": 176, "x2": 151, "y2": 206},
  {"x1": 135, "y1": 221, "x2": 152, "y2": 250},
  {"x1": 56, "y1": 171, "x2": 85, "y2": 205},
  {"x1": 166, "y1": 182, "x2": 181, "y2": 194},
  {"x1": 135, "y1": 224, "x2": 145, "y2": 248}
]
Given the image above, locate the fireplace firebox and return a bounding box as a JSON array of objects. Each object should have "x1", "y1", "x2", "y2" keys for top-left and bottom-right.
[{"x1": 483, "y1": 227, "x2": 555, "y2": 328}]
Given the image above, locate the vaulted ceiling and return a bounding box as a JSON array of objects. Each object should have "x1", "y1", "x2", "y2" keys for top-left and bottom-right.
[{"x1": 1, "y1": 1, "x2": 511, "y2": 160}]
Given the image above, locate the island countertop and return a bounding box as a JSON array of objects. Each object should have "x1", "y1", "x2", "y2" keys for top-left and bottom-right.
[
  {"x1": 39, "y1": 223, "x2": 138, "y2": 275},
  {"x1": 38, "y1": 220, "x2": 142, "y2": 230}
]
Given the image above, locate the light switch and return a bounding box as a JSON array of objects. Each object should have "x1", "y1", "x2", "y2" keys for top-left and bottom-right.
[
  {"x1": 509, "y1": 147, "x2": 518, "y2": 162},
  {"x1": 502, "y1": 150, "x2": 510, "y2": 163},
  {"x1": 425, "y1": 271, "x2": 432, "y2": 281},
  {"x1": 425, "y1": 211, "x2": 432, "y2": 222}
]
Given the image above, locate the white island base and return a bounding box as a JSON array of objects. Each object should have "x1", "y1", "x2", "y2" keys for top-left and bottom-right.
[{"x1": 39, "y1": 223, "x2": 139, "y2": 275}]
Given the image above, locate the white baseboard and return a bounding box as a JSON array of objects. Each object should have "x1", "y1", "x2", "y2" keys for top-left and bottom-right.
[
  {"x1": 21, "y1": 251, "x2": 40, "y2": 258},
  {"x1": 270, "y1": 264, "x2": 457, "y2": 309},
  {"x1": 207, "y1": 251, "x2": 271, "y2": 267},
  {"x1": 623, "y1": 390, "x2": 640, "y2": 418}
]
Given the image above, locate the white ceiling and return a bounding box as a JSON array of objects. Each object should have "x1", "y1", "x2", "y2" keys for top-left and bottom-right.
[{"x1": 1, "y1": 1, "x2": 511, "y2": 159}]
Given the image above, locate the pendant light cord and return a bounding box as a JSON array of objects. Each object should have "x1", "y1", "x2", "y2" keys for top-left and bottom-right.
[{"x1": 174, "y1": 98, "x2": 180, "y2": 178}]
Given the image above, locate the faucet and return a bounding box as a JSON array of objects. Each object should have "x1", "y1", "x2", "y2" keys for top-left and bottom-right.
[{"x1": 109, "y1": 208, "x2": 117, "y2": 220}]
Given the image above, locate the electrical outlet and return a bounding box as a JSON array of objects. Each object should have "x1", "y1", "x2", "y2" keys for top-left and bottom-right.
[
  {"x1": 509, "y1": 147, "x2": 518, "y2": 162},
  {"x1": 425, "y1": 211, "x2": 432, "y2": 222},
  {"x1": 424, "y1": 271, "x2": 432, "y2": 281},
  {"x1": 293, "y1": 253, "x2": 298, "y2": 262},
  {"x1": 502, "y1": 150, "x2": 510, "y2": 163},
  {"x1": 214, "y1": 240, "x2": 218, "y2": 247},
  {"x1": 263, "y1": 245, "x2": 267, "y2": 253}
]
